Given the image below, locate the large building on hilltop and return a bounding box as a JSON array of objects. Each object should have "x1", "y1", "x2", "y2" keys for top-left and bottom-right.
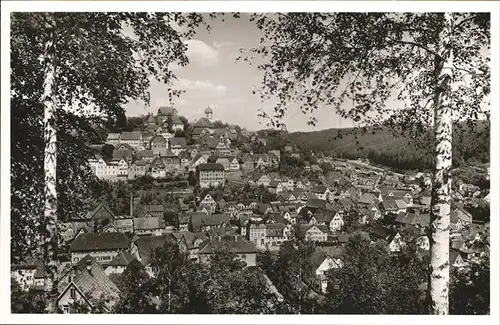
[{"x1": 157, "y1": 106, "x2": 178, "y2": 123}]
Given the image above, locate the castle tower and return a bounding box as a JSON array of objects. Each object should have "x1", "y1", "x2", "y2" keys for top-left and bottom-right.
[{"x1": 205, "y1": 105, "x2": 213, "y2": 121}]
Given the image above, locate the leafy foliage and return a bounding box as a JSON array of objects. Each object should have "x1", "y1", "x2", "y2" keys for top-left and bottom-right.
[
  {"x1": 450, "y1": 254, "x2": 490, "y2": 315},
  {"x1": 324, "y1": 234, "x2": 425, "y2": 314},
  {"x1": 10, "y1": 12, "x2": 214, "y2": 263}
]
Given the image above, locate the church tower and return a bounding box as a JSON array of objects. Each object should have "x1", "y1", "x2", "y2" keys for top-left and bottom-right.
[{"x1": 204, "y1": 105, "x2": 213, "y2": 121}]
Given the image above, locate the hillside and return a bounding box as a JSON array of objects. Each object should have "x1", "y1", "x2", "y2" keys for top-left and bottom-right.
[{"x1": 283, "y1": 121, "x2": 490, "y2": 170}]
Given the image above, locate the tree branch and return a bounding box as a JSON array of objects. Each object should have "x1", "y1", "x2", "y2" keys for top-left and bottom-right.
[{"x1": 387, "y1": 37, "x2": 439, "y2": 57}]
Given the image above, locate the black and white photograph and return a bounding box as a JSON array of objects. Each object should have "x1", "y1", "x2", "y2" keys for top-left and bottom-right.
[{"x1": 1, "y1": 0, "x2": 498, "y2": 323}]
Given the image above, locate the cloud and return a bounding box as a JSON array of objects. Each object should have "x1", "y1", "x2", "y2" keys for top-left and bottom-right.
[
  {"x1": 213, "y1": 41, "x2": 233, "y2": 49},
  {"x1": 184, "y1": 40, "x2": 219, "y2": 66},
  {"x1": 177, "y1": 78, "x2": 227, "y2": 94}
]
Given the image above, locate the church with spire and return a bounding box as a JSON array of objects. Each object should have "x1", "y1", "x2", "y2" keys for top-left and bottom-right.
[{"x1": 191, "y1": 106, "x2": 215, "y2": 140}]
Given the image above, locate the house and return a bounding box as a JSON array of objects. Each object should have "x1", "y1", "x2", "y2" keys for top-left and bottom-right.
[
  {"x1": 133, "y1": 216, "x2": 165, "y2": 236},
  {"x1": 240, "y1": 153, "x2": 255, "y2": 172},
  {"x1": 419, "y1": 190, "x2": 431, "y2": 206},
  {"x1": 156, "y1": 124, "x2": 174, "y2": 141},
  {"x1": 70, "y1": 232, "x2": 131, "y2": 264},
  {"x1": 150, "y1": 158, "x2": 166, "y2": 178},
  {"x1": 265, "y1": 223, "x2": 288, "y2": 250},
  {"x1": 161, "y1": 150, "x2": 181, "y2": 171},
  {"x1": 395, "y1": 212, "x2": 430, "y2": 228},
  {"x1": 380, "y1": 187, "x2": 413, "y2": 205},
  {"x1": 112, "y1": 148, "x2": 133, "y2": 164},
  {"x1": 190, "y1": 213, "x2": 230, "y2": 232},
  {"x1": 178, "y1": 150, "x2": 192, "y2": 168},
  {"x1": 370, "y1": 226, "x2": 404, "y2": 253},
  {"x1": 113, "y1": 215, "x2": 134, "y2": 234},
  {"x1": 128, "y1": 160, "x2": 148, "y2": 179},
  {"x1": 303, "y1": 224, "x2": 329, "y2": 242},
  {"x1": 248, "y1": 223, "x2": 267, "y2": 248},
  {"x1": 450, "y1": 249, "x2": 469, "y2": 268},
  {"x1": 327, "y1": 211, "x2": 344, "y2": 232},
  {"x1": 11, "y1": 259, "x2": 45, "y2": 291},
  {"x1": 450, "y1": 206, "x2": 473, "y2": 230},
  {"x1": 178, "y1": 214, "x2": 191, "y2": 232},
  {"x1": 380, "y1": 199, "x2": 400, "y2": 215},
  {"x1": 256, "y1": 174, "x2": 272, "y2": 187},
  {"x1": 358, "y1": 192, "x2": 379, "y2": 206},
  {"x1": 228, "y1": 156, "x2": 240, "y2": 171},
  {"x1": 215, "y1": 156, "x2": 232, "y2": 171},
  {"x1": 135, "y1": 205, "x2": 164, "y2": 219},
  {"x1": 171, "y1": 115, "x2": 184, "y2": 132},
  {"x1": 198, "y1": 235, "x2": 260, "y2": 267},
  {"x1": 171, "y1": 231, "x2": 208, "y2": 261},
  {"x1": 169, "y1": 137, "x2": 187, "y2": 156},
  {"x1": 131, "y1": 235, "x2": 171, "y2": 275},
  {"x1": 103, "y1": 251, "x2": 136, "y2": 275},
  {"x1": 57, "y1": 257, "x2": 121, "y2": 313},
  {"x1": 150, "y1": 134, "x2": 168, "y2": 157},
  {"x1": 198, "y1": 163, "x2": 226, "y2": 188},
  {"x1": 189, "y1": 154, "x2": 207, "y2": 172},
  {"x1": 311, "y1": 185, "x2": 329, "y2": 200},
  {"x1": 120, "y1": 131, "x2": 143, "y2": 149},
  {"x1": 106, "y1": 133, "x2": 121, "y2": 146},
  {"x1": 311, "y1": 247, "x2": 343, "y2": 293},
  {"x1": 157, "y1": 106, "x2": 178, "y2": 123},
  {"x1": 80, "y1": 202, "x2": 116, "y2": 234},
  {"x1": 198, "y1": 191, "x2": 218, "y2": 214}
]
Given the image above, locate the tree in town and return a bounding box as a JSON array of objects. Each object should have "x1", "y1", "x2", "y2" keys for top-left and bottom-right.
[
  {"x1": 324, "y1": 233, "x2": 424, "y2": 314},
  {"x1": 449, "y1": 251, "x2": 490, "y2": 315},
  {"x1": 11, "y1": 280, "x2": 47, "y2": 314},
  {"x1": 243, "y1": 12, "x2": 490, "y2": 314},
  {"x1": 11, "y1": 12, "x2": 216, "y2": 306}
]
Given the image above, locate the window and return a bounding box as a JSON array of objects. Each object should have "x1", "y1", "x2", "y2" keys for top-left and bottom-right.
[
  {"x1": 70, "y1": 288, "x2": 76, "y2": 299},
  {"x1": 62, "y1": 305, "x2": 69, "y2": 313}
]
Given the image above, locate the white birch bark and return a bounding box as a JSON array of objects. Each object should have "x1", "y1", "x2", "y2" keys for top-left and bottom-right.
[
  {"x1": 42, "y1": 16, "x2": 58, "y2": 295},
  {"x1": 428, "y1": 12, "x2": 454, "y2": 315}
]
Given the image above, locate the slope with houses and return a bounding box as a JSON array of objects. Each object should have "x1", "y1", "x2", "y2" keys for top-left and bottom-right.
[{"x1": 12, "y1": 105, "x2": 490, "y2": 313}]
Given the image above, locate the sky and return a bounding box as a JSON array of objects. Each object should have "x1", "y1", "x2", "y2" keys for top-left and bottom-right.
[{"x1": 124, "y1": 14, "x2": 354, "y2": 132}]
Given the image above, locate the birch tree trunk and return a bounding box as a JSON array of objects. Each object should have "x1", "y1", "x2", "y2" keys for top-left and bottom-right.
[
  {"x1": 42, "y1": 15, "x2": 59, "y2": 299},
  {"x1": 428, "y1": 12, "x2": 454, "y2": 315}
]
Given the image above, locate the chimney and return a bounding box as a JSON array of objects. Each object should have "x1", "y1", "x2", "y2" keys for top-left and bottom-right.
[{"x1": 130, "y1": 192, "x2": 133, "y2": 217}]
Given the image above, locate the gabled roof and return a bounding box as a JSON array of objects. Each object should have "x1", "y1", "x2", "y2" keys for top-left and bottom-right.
[
  {"x1": 311, "y1": 185, "x2": 328, "y2": 193},
  {"x1": 170, "y1": 137, "x2": 187, "y2": 147},
  {"x1": 106, "y1": 133, "x2": 121, "y2": 140},
  {"x1": 306, "y1": 198, "x2": 327, "y2": 209},
  {"x1": 381, "y1": 199, "x2": 398, "y2": 211},
  {"x1": 158, "y1": 106, "x2": 178, "y2": 116},
  {"x1": 58, "y1": 260, "x2": 121, "y2": 308},
  {"x1": 358, "y1": 192, "x2": 378, "y2": 205},
  {"x1": 370, "y1": 226, "x2": 398, "y2": 242},
  {"x1": 191, "y1": 213, "x2": 230, "y2": 228},
  {"x1": 198, "y1": 163, "x2": 225, "y2": 171},
  {"x1": 395, "y1": 212, "x2": 430, "y2": 227},
  {"x1": 134, "y1": 217, "x2": 164, "y2": 231},
  {"x1": 150, "y1": 134, "x2": 167, "y2": 144},
  {"x1": 107, "y1": 251, "x2": 136, "y2": 267},
  {"x1": 70, "y1": 233, "x2": 131, "y2": 252},
  {"x1": 136, "y1": 150, "x2": 155, "y2": 158},
  {"x1": 194, "y1": 117, "x2": 214, "y2": 128},
  {"x1": 198, "y1": 235, "x2": 259, "y2": 254},
  {"x1": 135, "y1": 204, "x2": 164, "y2": 215},
  {"x1": 121, "y1": 131, "x2": 142, "y2": 141},
  {"x1": 134, "y1": 235, "x2": 171, "y2": 265},
  {"x1": 83, "y1": 202, "x2": 115, "y2": 221}
]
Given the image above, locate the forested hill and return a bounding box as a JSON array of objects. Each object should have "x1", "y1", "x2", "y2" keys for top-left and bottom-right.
[{"x1": 280, "y1": 121, "x2": 490, "y2": 170}]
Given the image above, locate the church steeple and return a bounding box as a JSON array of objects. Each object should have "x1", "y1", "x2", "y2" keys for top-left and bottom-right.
[{"x1": 204, "y1": 105, "x2": 213, "y2": 120}]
